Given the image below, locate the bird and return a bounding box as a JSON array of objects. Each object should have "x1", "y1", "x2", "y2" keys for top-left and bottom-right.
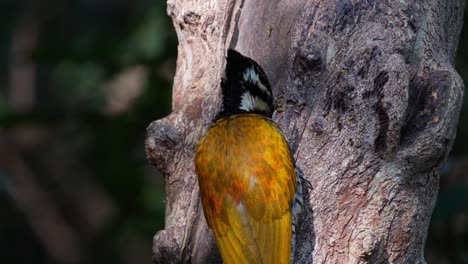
[{"x1": 194, "y1": 49, "x2": 304, "y2": 264}]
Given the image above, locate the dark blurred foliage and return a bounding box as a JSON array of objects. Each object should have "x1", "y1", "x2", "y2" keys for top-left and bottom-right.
[
  {"x1": 0, "y1": 0, "x2": 174, "y2": 263},
  {"x1": 0, "y1": 1, "x2": 467, "y2": 264}
]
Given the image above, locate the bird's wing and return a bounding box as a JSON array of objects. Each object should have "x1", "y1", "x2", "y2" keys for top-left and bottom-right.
[{"x1": 196, "y1": 116, "x2": 296, "y2": 264}]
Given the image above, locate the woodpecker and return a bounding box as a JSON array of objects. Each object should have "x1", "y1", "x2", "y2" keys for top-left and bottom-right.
[{"x1": 195, "y1": 49, "x2": 304, "y2": 264}]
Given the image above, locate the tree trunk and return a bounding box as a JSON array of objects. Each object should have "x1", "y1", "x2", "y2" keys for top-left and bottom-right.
[{"x1": 145, "y1": 0, "x2": 465, "y2": 263}]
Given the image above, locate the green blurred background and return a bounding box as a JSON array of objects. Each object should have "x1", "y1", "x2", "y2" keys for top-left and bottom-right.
[{"x1": 0, "y1": 1, "x2": 466, "y2": 263}]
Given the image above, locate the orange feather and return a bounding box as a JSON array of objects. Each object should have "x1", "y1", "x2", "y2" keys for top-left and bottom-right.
[{"x1": 195, "y1": 113, "x2": 296, "y2": 264}]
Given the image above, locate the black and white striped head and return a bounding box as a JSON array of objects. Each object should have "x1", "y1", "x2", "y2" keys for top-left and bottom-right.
[{"x1": 217, "y1": 49, "x2": 273, "y2": 118}]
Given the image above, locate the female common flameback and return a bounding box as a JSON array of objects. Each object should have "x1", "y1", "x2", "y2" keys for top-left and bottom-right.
[{"x1": 195, "y1": 49, "x2": 302, "y2": 264}]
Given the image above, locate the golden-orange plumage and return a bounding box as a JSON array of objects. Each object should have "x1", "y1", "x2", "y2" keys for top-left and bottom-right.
[{"x1": 195, "y1": 113, "x2": 296, "y2": 264}]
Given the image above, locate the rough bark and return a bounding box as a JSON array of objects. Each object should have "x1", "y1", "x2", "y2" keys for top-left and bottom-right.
[{"x1": 145, "y1": 0, "x2": 465, "y2": 263}]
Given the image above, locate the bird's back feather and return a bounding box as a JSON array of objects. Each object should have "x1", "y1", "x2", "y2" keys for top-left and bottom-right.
[{"x1": 195, "y1": 114, "x2": 296, "y2": 264}]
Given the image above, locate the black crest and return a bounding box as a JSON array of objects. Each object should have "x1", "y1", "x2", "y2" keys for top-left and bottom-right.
[{"x1": 217, "y1": 49, "x2": 274, "y2": 119}]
